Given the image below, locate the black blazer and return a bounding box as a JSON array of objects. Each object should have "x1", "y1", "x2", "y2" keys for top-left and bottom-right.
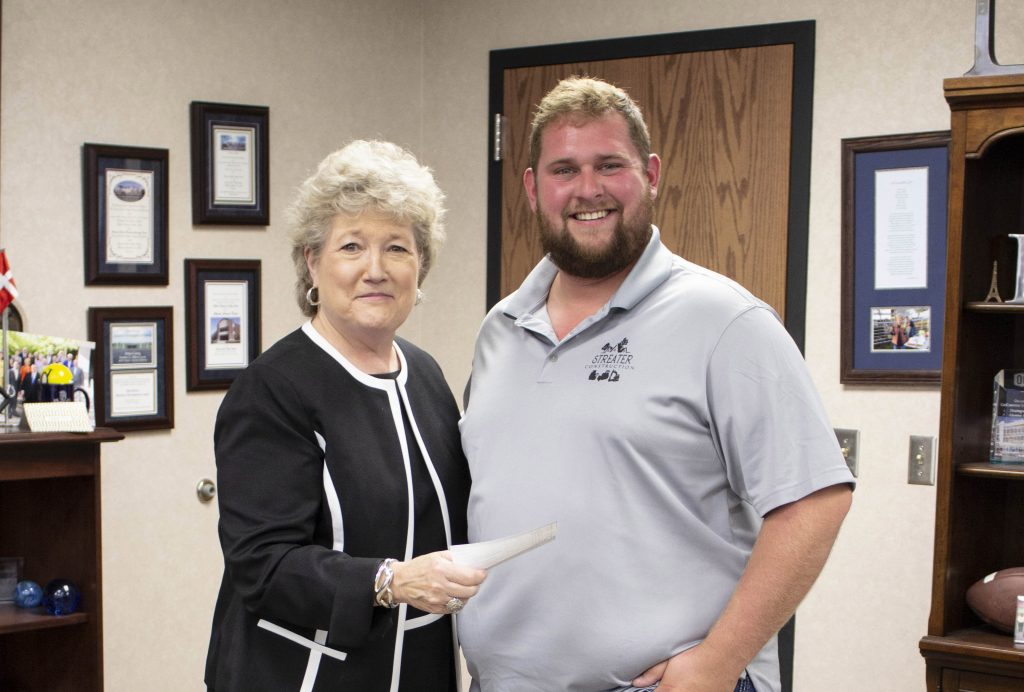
[{"x1": 205, "y1": 327, "x2": 469, "y2": 691}]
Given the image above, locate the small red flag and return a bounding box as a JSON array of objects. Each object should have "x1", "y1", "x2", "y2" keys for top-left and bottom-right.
[{"x1": 0, "y1": 249, "x2": 18, "y2": 314}]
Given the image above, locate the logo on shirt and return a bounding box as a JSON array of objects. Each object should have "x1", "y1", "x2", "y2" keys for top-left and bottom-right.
[{"x1": 586, "y1": 337, "x2": 634, "y2": 382}]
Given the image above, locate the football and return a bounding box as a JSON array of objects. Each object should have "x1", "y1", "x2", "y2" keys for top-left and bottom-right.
[{"x1": 965, "y1": 566, "x2": 1024, "y2": 633}]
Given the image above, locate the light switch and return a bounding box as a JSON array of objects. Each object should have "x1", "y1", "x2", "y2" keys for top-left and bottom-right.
[
  {"x1": 908, "y1": 435, "x2": 935, "y2": 486},
  {"x1": 834, "y1": 428, "x2": 859, "y2": 477}
]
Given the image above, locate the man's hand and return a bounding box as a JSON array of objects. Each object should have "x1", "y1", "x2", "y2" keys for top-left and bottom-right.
[
  {"x1": 632, "y1": 640, "x2": 743, "y2": 692},
  {"x1": 632, "y1": 484, "x2": 852, "y2": 692}
]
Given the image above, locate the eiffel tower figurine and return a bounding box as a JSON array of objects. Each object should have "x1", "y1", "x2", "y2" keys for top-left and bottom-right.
[{"x1": 984, "y1": 261, "x2": 1003, "y2": 303}]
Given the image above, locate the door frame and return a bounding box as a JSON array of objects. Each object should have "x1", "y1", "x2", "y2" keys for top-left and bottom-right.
[{"x1": 486, "y1": 20, "x2": 815, "y2": 353}]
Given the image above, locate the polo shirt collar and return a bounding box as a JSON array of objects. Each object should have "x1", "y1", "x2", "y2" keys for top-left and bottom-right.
[{"x1": 503, "y1": 225, "x2": 673, "y2": 320}]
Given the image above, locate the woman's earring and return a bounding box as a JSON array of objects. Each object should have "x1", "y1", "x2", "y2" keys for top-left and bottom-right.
[
  {"x1": 415, "y1": 289, "x2": 424, "y2": 306},
  {"x1": 306, "y1": 286, "x2": 320, "y2": 307}
]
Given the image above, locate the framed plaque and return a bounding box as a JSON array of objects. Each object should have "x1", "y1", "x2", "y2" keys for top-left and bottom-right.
[
  {"x1": 185, "y1": 259, "x2": 261, "y2": 391},
  {"x1": 82, "y1": 143, "x2": 169, "y2": 285},
  {"x1": 0, "y1": 556, "x2": 22, "y2": 603},
  {"x1": 88, "y1": 306, "x2": 174, "y2": 431},
  {"x1": 840, "y1": 131, "x2": 950, "y2": 385},
  {"x1": 190, "y1": 101, "x2": 270, "y2": 225}
]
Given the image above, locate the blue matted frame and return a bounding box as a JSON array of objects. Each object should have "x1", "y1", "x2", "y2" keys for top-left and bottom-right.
[{"x1": 841, "y1": 131, "x2": 950, "y2": 385}]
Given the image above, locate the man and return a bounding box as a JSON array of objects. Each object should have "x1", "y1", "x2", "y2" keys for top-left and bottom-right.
[
  {"x1": 458, "y1": 77, "x2": 853, "y2": 692},
  {"x1": 19, "y1": 361, "x2": 43, "y2": 403}
]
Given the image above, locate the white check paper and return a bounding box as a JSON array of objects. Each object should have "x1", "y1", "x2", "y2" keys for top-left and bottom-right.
[{"x1": 451, "y1": 522, "x2": 557, "y2": 569}]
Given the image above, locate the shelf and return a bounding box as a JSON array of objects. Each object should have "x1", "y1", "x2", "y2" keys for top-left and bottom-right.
[
  {"x1": 966, "y1": 301, "x2": 1024, "y2": 314},
  {"x1": 921, "y1": 627, "x2": 1024, "y2": 665},
  {"x1": 0, "y1": 427, "x2": 124, "y2": 445},
  {"x1": 0, "y1": 433, "x2": 117, "y2": 692},
  {"x1": 0, "y1": 602, "x2": 88, "y2": 635},
  {"x1": 958, "y1": 463, "x2": 1024, "y2": 480}
]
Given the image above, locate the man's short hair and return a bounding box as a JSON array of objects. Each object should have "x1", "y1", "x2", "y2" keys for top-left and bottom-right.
[{"x1": 528, "y1": 76, "x2": 652, "y2": 171}]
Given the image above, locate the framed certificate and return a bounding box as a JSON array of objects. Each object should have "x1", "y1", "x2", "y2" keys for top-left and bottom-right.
[
  {"x1": 840, "y1": 131, "x2": 950, "y2": 386},
  {"x1": 184, "y1": 259, "x2": 261, "y2": 391},
  {"x1": 88, "y1": 306, "x2": 174, "y2": 431},
  {"x1": 190, "y1": 102, "x2": 270, "y2": 225},
  {"x1": 82, "y1": 143, "x2": 169, "y2": 285}
]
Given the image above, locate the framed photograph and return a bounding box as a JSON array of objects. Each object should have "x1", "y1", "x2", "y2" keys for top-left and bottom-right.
[
  {"x1": 4, "y1": 329, "x2": 96, "y2": 427},
  {"x1": 0, "y1": 556, "x2": 23, "y2": 603},
  {"x1": 190, "y1": 101, "x2": 269, "y2": 225},
  {"x1": 840, "y1": 131, "x2": 950, "y2": 385},
  {"x1": 185, "y1": 259, "x2": 261, "y2": 391},
  {"x1": 82, "y1": 143, "x2": 169, "y2": 285},
  {"x1": 87, "y1": 306, "x2": 174, "y2": 431}
]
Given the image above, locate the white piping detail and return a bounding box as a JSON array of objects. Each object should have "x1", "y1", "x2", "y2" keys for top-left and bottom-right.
[
  {"x1": 386, "y1": 375, "x2": 415, "y2": 692},
  {"x1": 404, "y1": 613, "x2": 443, "y2": 631},
  {"x1": 257, "y1": 620, "x2": 348, "y2": 661},
  {"x1": 301, "y1": 321, "x2": 408, "y2": 390},
  {"x1": 298, "y1": 630, "x2": 329, "y2": 692},
  {"x1": 397, "y1": 385, "x2": 454, "y2": 547},
  {"x1": 316, "y1": 432, "x2": 344, "y2": 551},
  {"x1": 302, "y1": 323, "x2": 426, "y2": 692},
  {"x1": 396, "y1": 383, "x2": 464, "y2": 690}
]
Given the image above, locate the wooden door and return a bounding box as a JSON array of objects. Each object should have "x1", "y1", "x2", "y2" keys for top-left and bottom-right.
[{"x1": 487, "y1": 22, "x2": 814, "y2": 348}]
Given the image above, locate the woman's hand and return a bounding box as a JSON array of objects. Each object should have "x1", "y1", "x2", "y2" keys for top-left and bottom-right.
[{"x1": 390, "y1": 551, "x2": 487, "y2": 614}]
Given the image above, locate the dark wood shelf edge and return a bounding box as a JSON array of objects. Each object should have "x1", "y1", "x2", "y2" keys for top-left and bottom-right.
[
  {"x1": 965, "y1": 301, "x2": 1024, "y2": 313},
  {"x1": 0, "y1": 427, "x2": 124, "y2": 445},
  {"x1": 957, "y1": 462, "x2": 1024, "y2": 479},
  {"x1": 921, "y1": 629, "x2": 1024, "y2": 665},
  {"x1": 945, "y1": 74, "x2": 1024, "y2": 108},
  {"x1": 0, "y1": 603, "x2": 89, "y2": 634}
]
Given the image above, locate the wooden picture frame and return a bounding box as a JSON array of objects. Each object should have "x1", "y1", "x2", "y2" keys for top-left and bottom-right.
[
  {"x1": 185, "y1": 259, "x2": 261, "y2": 391},
  {"x1": 190, "y1": 101, "x2": 270, "y2": 225},
  {"x1": 87, "y1": 306, "x2": 174, "y2": 431},
  {"x1": 840, "y1": 131, "x2": 950, "y2": 385},
  {"x1": 82, "y1": 143, "x2": 169, "y2": 285}
]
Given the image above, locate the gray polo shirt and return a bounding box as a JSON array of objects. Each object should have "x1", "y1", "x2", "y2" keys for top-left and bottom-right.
[{"x1": 459, "y1": 228, "x2": 854, "y2": 692}]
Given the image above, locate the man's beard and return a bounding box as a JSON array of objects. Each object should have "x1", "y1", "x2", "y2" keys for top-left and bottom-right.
[{"x1": 536, "y1": 193, "x2": 654, "y2": 279}]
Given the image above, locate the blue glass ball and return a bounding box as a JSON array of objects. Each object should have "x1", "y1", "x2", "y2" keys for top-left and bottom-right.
[
  {"x1": 43, "y1": 579, "x2": 81, "y2": 616},
  {"x1": 13, "y1": 580, "x2": 43, "y2": 608}
]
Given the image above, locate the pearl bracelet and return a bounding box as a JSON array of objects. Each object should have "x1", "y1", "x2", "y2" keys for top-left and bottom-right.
[{"x1": 374, "y1": 558, "x2": 398, "y2": 608}]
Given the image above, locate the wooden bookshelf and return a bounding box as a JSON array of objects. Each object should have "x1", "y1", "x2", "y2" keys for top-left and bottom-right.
[{"x1": 0, "y1": 428, "x2": 122, "y2": 692}]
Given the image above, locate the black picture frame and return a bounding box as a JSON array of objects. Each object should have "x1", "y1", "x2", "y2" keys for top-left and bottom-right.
[
  {"x1": 82, "y1": 143, "x2": 169, "y2": 285},
  {"x1": 840, "y1": 131, "x2": 950, "y2": 386},
  {"x1": 185, "y1": 259, "x2": 261, "y2": 391},
  {"x1": 190, "y1": 101, "x2": 270, "y2": 226},
  {"x1": 87, "y1": 306, "x2": 174, "y2": 431}
]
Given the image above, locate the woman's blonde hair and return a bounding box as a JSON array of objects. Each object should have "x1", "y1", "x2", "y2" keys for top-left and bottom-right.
[{"x1": 288, "y1": 140, "x2": 446, "y2": 317}]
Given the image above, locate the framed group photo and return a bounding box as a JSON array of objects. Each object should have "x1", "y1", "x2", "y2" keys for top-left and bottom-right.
[
  {"x1": 88, "y1": 306, "x2": 174, "y2": 431},
  {"x1": 190, "y1": 101, "x2": 270, "y2": 226},
  {"x1": 840, "y1": 131, "x2": 950, "y2": 386},
  {"x1": 185, "y1": 259, "x2": 261, "y2": 391},
  {"x1": 82, "y1": 143, "x2": 169, "y2": 285}
]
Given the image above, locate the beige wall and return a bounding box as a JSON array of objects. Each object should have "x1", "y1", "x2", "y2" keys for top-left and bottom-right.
[{"x1": 3, "y1": 1, "x2": 1022, "y2": 690}]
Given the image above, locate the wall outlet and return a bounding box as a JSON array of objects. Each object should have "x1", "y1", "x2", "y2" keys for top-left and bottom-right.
[
  {"x1": 834, "y1": 428, "x2": 859, "y2": 477},
  {"x1": 908, "y1": 435, "x2": 936, "y2": 486}
]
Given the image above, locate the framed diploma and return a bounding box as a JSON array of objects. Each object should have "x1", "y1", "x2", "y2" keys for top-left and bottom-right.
[
  {"x1": 840, "y1": 131, "x2": 950, "y2": 386},
  {"x1": 88, "y1": 306, "x2": 174, "y2": 431},
  {"x1": 185, "y1": 259, "x2": 261, "y2": 391},
  {"x1": 82, "y1": 143, "x2": 169, "y2": 285},
  {"x1": 190, "y1": 101, "x2": 270, "y2": 225}
]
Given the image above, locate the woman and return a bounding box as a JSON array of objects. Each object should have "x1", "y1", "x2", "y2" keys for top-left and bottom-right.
[{"x1": 205, "y1": 140, "x2": 486, "y2": 691}]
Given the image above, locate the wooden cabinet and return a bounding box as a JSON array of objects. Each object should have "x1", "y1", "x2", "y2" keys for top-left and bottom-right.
[
  {"x1": 0, "y1": 428, "x2": 122, "y2": 692},
  {"x1": 919, "y1": 74, "x2": 1024, "y2": 689}
]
